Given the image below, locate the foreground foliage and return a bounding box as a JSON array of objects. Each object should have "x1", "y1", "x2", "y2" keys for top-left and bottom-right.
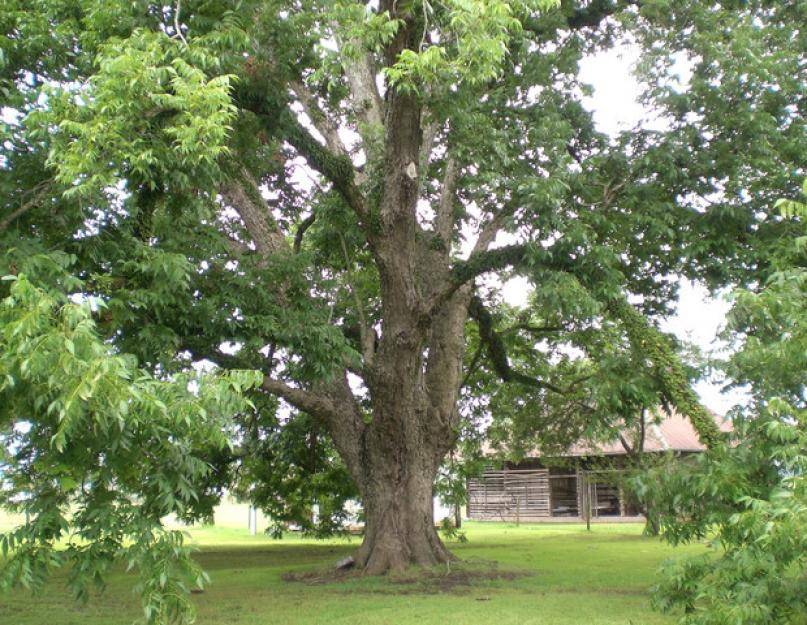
[
  {"x1": 0, "y1": 260, "x2": 261, "y2": 624},
  {"x1": 640, "y1": 184, "x2": 807, "y2": 625}
]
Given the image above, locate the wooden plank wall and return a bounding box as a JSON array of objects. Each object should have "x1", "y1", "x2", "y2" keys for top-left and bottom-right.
[
  {"x1": 467, "y1": 468, "x2": 551, "y2": 520},
  {"x1": 467, "y1": 468, "x2": 642, "y2": 522}
]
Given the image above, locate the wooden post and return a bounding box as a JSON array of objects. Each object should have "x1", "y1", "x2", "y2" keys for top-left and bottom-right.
[
  {"x1": 583, "y1": 473, "x2": 591, "y2": 531},
  {"x1": 619, "y1": 483, "x2": 626, "y2": 517}
]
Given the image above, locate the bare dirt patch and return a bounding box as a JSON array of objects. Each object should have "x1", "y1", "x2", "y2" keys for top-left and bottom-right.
[{"x1": 282, "y1": 562, "x2": 531, "y2": 595}]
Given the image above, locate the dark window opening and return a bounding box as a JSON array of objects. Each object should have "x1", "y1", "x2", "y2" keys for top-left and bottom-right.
[
  {"x1": 592, "y1": 481, "x2": 621, "y2": 516},
  {"x1": 549, "y1": 475, "x2": 579, "y2": 517}
]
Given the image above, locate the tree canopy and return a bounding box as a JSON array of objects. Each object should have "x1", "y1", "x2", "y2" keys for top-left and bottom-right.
[{"x1": 1, "y1": 0, "x2": 804, "y2": 623}]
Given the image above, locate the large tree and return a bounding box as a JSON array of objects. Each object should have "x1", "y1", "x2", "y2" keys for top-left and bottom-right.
[{"x1": 1, "y1": 0, "x2": 804, "y2": 595}]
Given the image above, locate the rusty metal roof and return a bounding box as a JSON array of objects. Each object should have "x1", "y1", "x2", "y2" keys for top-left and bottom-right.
[
  {"x1": 484, "y1": 406, "x2": 731, "y2": 458},
  {"x1": 563, "y1": 407, "x2": 731, "y2": 457}
]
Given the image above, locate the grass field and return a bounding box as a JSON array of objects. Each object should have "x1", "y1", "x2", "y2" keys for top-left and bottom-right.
[{"x1": 0, "y1": 522, "x2": 705, "y2": 625}]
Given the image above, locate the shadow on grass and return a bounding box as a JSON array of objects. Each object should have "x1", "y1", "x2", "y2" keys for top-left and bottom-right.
[{"x1": 195, "y1": 543, "x2": 356, "y2": 571}]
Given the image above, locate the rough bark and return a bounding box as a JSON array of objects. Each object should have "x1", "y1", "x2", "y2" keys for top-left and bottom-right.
[
  {"x1": 348, "y1": 288, "x2": 468, "y2": 572},
  {"x1": 333, "y1": 12, "x2": 472, "y2": 566},
  {"x1": 353, "y1": 430, "x2": 454, "y2": 573},
  {"x1": 234, "y1": 64, "x2": 466, "y2": 572}
]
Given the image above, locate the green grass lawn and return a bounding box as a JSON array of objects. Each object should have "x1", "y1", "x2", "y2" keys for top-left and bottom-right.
[{"x1": 0, "y1": 522, "x2": 704, "y2": 625}]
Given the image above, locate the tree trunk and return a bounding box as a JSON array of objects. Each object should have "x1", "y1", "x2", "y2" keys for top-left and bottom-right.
[
  {"x1": 317, "y1": 289, "x2": 467, "y2": 575},
  {"x1": 269, "y1": 64, "x2": 471, "y2": 572},
  {"x1": 347, "y1": 362, "x2": 457, "y2": 573},
  {"x1": 642, "y1": 503, "x2": 661, "y2": 536},
  {"x1": 342, "y1": 297, "x2": 465, "y2": 574},
  {"x1": 354, "y1": 449, "x2": 454, "y2": 574}
]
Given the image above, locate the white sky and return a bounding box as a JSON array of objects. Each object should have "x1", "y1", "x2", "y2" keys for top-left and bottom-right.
[{"x1": 501, "y1": 43, "x2": 747, "y2": 416}]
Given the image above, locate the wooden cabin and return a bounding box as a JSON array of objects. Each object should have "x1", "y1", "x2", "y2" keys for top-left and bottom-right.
[{"x1": 466, "y1": 409, "x2": 728, "y2": 523}]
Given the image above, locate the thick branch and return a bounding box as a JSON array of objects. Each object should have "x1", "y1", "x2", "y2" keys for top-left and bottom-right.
[
  {"x1": 340, "y1": 45, "x2": 384, "y2": 133},
  {"x1": 280, "y1": 110, "x2": 369, "y2": 222},
  {"x1": 374, "y1": 7, "x2": 423, "y2": 233},
  {"x1": 435, "y1": 157, "x2": 458, "y2": 245},
  {"x1": 607, "y1": 298, "x2": 724, "y2": 449},
  {"x1": 220, "y1": 172, "x2": 368, "y2": 438},
  {"x1": 470, "y1": 203, "x2": 519, "y2": 256},
  {"x1": 425, "y1": 243, "x2": 550, "y2": 318},
  {"x1": 293, "y1": 213, "x2": 316, "y2": 254},
  {"x1": 471, "y1": 219, "x2": 502, "y2": 256},
  {"x1": 222, "y1": 234, "x2": 251, "y2": 256},
  {"x1": 452, "y1": 244, "x2": 530, "y2": 285},
  {"x1": 261, "y1": 377, "x2": 338, "y2": 421},
  {"x1": 339, "y1": 233, "x2": 375, "y2": 365},
  {"x1": 451, "y1": 240, "x2": 721, "y2": 450},
  {"x1": 419, "y1": 117, "x2": 439, "y2": 176},
  {"x1": 0, "y1": 181, "x2": 52, "y2": 234},
  {"x1": 468, "y1": 295, "x2": 565, "y2": 394},
  {"x1": 289, "y1": 80, "x2": 348, "y2": 157},
  {"x1": 241, "y1": 97, "x2": 369, "y2": 224},
  {"x1": 453, "y1": 240, "x2": 582, "y2": 289},
  {"x1": 220, "y1": 171, "x2": 288, "y2": 257}
]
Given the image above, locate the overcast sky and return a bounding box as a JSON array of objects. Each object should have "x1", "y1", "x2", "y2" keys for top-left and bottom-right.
[
  {"x1": 499, "y1": 43, "x2": 747, "y2": 417},
  {"x1": 559, "y1": 44, "x2": 745, "y2": 415}
]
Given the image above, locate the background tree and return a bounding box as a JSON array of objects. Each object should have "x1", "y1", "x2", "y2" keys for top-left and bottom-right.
[{"x1": 1, "y1": 0, "x2": 804, "y2": 616}]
